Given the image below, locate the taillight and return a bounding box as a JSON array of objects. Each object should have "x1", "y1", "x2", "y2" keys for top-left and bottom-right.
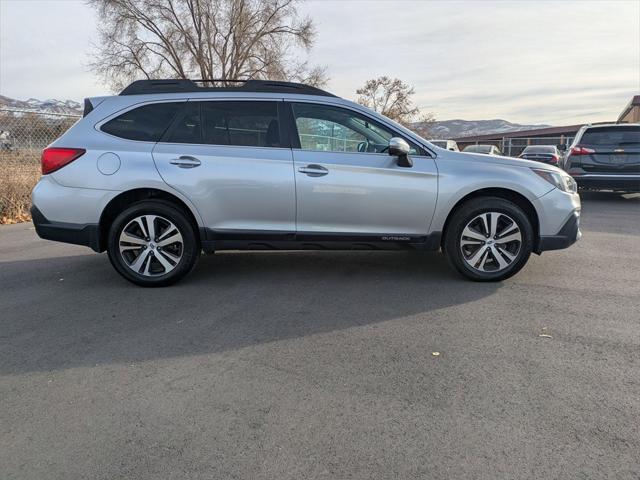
[
  {"x1": 41, "y1": 147, "x2": 86, "y2": 174},
  {"x1": 570, "y1": 146, "x2": 595, "y2": 156},
  {"x1": 550, "y1": 155, "x2": 559, "y2": 164}
]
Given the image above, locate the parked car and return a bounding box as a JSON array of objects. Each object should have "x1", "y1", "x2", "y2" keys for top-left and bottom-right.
[
  {"x1": 463, "y1": 144, "x2": 502, "y2": 155},
  {"x1": 563, "y1": 123, "x2": 640, "y2": 192},
  {"x1": 429, "y1": 139, "x2": 459, "y2": 151},
  {"x1": 518, "y1": 145, "x2": 562, "y2": 166},
  {"x1": 31, "y1": 79, "x2": 581, "y2": 286}
]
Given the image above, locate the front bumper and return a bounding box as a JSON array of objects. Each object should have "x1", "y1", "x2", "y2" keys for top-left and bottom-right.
[
  {"x1": 31, "y1": 205, "x2": 101, "y2": 252},
  {"x1": 536, "y1": 210, "x2": 581, "y2": 253}
]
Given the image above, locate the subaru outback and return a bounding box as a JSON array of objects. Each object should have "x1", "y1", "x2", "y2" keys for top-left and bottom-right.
[{"x1": 31, "y1": 79, "x2": 581, "y2": 286}]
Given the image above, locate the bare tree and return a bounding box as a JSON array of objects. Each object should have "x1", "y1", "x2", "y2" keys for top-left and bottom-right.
[
  {"x1": 412, "y1": 112, "x2": 436, "y2": 138},
  {"x1": 356, "y1": 76, "x2": 435, "y2": 134},
  {"x1": 88, "y1": 0, "x2": 328, "y2": 91}
]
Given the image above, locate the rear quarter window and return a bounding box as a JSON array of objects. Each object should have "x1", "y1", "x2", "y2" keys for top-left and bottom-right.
[
  {"x1": 580, "y1": 127, "x2": 640, "y2": 146},
  {"x1": 101, "y1": 102, "x2": 183, "y2": 141}
]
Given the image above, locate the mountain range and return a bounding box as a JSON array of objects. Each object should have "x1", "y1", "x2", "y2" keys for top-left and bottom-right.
[
  {"x1": 0, "y1": 95, "x2": 83, "y2": 116},
  {"x1": 0, "y1": 95, "x2": 552, "y2": 136},
  {"x1": 415, "y1": 119, "x2": 551, "y2": 139}
]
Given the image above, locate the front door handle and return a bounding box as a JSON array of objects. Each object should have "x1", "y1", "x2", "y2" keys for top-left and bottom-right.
[
  {"x1": 298, "y1": 164, "x2": 329, "y2": 177},
  {"x1": 170, "y1": 156, "x2": 201, "y2": 168}
]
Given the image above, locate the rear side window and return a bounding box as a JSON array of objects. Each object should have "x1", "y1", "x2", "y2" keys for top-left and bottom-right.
[
  {"x1": 523, "y1": 146, "x2": 555, "y2": 153},
  {"x1": 201, "y1": 101, "x2": 280, "y2": 147},
  {"x1": 101, "y1": 102, "x2": 183, "y2": 142},
  {"x1": 580, "y1": 127, "x2": 640, "y2": 146},
  {"x1": 167, "y1": 103, "x2": 201, "y2": 144}
]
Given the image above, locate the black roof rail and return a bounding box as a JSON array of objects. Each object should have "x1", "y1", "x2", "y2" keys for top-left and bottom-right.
[{"x1": 119, "y1": 79, "x2": 336, "y2": 97}]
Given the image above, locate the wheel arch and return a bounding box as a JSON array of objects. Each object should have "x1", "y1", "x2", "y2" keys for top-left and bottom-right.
[
  {"x1": 97, "y1": 188, "x2": 202, "y2": 252},
  {"x1": 440, "y1": 187, "x2": 540, "y2": 251}
]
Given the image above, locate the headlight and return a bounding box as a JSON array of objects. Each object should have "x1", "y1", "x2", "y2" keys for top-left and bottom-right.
[{"x1": 532, "y1": 168, "x2": 577, "y2": 194}]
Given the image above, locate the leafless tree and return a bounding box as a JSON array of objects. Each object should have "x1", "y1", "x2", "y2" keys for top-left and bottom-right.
[
  {"x1": 356, "y1": 76, "x2": 435, "y2": 134},
  {"x1": 412, "y1": 112, "x2": 436, "y2": 138},
  {"x1": 88, "y1": 0, "x2": 328, "y2": 91}
]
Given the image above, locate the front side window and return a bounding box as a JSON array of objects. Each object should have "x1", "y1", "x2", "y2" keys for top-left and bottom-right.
[
  {"x1": 291, "y1": 103, "x2": 420, "y2": 155},
  {"x1": 101, "y1": 102, "x2": 183, "y2": 142}
]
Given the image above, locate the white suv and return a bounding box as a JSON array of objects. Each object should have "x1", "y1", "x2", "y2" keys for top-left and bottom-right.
[{"x1": 32, "y1": 79, "x2": 581, "y2": 286}]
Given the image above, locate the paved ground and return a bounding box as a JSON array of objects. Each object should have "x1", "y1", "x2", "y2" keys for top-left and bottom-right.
[{"x1": 1, "y1": 192, "x2": 639, "y2": 479}]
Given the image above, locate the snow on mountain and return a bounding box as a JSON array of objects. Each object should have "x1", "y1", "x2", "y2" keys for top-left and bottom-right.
[
  {"x1": 414, "y1": 119, "x2": 552, "y2": 139},
  {"x1": 0, "y1": 95, "x2": 82, "y2": 116}
]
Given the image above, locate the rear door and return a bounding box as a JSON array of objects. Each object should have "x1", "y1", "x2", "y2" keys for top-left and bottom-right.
[
  {"x1": 572, "y1": 126, "x2": 640, "y2": 174},
  {"x1": 287, "y1": 101, "x2": 438, "y2": 237},
  {"x1": 152, "y1": 99, "x2": 296, "y2": 234}
]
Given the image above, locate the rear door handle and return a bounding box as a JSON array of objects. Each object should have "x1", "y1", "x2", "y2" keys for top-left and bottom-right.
[
  {"x1": 170, "y1": 156, "x2": 201, "y2": 168},
  {"x1": 298, "y1": 164, "x2": 329, "y2": 177}
]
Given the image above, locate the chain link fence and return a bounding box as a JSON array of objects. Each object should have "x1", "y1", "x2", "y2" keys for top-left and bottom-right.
[{"x1": 0, "y1": 109, "x2": 80, "y2": 223}]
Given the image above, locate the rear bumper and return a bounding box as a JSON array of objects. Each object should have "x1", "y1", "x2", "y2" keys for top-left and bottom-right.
[
  {"x1": 31, "y1": 205, "x2": 101, "y2": 252},
  {"x1": 536, "y1": 210, "x2": 581, "y2": 253},
  {"x1": 572, "y1": 174, "x2": 640, "y2": 192}
]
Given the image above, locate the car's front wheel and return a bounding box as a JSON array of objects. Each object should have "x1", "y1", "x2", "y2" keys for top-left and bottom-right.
[
  {"x1": 443, "y1": 197, "x2": 533, "y2": 281},
  {"x1": 107, "y1": 200, "x2": 200, "y2": 287}
]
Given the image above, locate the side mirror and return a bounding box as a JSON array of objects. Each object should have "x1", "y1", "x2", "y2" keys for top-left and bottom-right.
[{"x1": 388, "y1": 137, "x2": 413, "y2": 167}]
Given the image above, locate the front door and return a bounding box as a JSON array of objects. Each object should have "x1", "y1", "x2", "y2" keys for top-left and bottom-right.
[
  {"x1": 152, "y1": 100, "x2": 296, "y2": 234},
  {"x1": 288, "y1": 101, "x2": 438, "y2": 238}
]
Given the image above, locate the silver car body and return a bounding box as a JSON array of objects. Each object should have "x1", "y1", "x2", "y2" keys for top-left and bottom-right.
[{"x1": 32, "y1": 90, "x2": 580, "y2": 253}]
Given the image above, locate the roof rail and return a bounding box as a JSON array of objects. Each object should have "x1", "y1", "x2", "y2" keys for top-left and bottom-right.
[{"x1": 119, "y1": 79, "x2": 336, "y2": 97}]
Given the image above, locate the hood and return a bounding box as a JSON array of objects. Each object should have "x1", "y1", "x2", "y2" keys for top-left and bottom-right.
[{"x1": 457, "y1": 151, "x2": 565, "y2": 173}]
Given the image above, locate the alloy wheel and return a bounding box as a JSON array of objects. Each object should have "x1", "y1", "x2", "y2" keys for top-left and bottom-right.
[
  {"x1": 460, "y1": 212, "x2": 522, "y2": 273},
  {"x1": 118, "y1": 215, "x2": 184, "y2": 276}
]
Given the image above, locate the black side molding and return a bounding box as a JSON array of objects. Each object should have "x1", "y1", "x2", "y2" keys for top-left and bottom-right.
[
  {"x1": 200, "y1": 229, "x2": 442, "y2": 252},
  {"x1": 31, "y1": 206, "x2": 101, "y2": 252}
]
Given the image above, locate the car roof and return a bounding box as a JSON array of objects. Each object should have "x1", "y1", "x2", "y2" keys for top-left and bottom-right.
[
  {"x1": 120, "y1": 79, "x2": 337, "y2": 97},
  {"x1": 582, "y1": 123, "x2": 640, "y2": 129}
]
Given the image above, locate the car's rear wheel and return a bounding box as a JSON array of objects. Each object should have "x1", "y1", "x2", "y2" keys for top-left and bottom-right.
[
  {"x1": 107, "y1": 201, "x2": 199, "y2": 287},
  {"x1": 443, "y1": 197, "x2": 533, "y2": 281}
]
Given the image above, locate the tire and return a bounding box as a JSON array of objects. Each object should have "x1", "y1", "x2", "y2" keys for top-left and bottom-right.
[
  {"x1": 107, "y1": 200, "x2": 200, "y2": 287},
  {"x1": 443, "y1": 197, "x2": 533, "y2": 282}
]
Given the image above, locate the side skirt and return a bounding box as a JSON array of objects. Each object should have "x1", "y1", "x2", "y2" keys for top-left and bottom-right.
[{"x1": 201, "y1": 230, "x2": 442, "y2": 252}]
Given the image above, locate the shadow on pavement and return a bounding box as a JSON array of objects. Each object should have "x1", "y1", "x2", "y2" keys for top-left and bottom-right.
[{"x1": 0, "y1": 250, "x2": 500, "y2": 375}]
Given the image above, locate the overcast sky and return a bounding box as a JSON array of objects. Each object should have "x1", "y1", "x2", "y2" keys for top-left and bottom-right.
[{"x1": 0, "y1": 0, "x2": 638, "y2": 124}]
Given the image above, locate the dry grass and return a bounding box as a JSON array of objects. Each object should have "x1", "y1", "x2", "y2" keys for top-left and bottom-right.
[{"x1": 0, "y1": 150, "x2": 41, "y2": 224}]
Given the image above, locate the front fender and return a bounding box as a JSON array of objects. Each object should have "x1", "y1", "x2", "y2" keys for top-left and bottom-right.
[{"x1": 430, "y1": 156, "x2": 554, "y2": 232}]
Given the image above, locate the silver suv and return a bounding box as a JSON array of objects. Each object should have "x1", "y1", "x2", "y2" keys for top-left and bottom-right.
[{"x1": 31, "y1": 79, "x2": 581, "y2": 286}]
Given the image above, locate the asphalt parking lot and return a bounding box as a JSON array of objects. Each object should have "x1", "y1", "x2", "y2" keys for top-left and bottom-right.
[{"x1": 1, "y1": 192, "x2": 639, "y2": 479}]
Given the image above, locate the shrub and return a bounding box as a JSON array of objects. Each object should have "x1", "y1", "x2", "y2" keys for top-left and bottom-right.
[{"x1": 0, "y1": 150, "x2": 41, "y2": 224}]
